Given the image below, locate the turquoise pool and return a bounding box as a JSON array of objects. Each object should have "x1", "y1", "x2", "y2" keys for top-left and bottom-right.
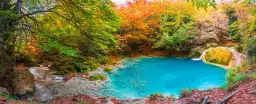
[{"x1": 99, "y1": 57, "x2": 227, "y2": 99}]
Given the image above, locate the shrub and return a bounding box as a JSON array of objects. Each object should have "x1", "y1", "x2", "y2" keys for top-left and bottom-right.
[
  {"x1": 154, "y1": 21, "x2": 195, "y2": 51},
  {"x1": 120, "y1": 55, "x2": 128, "y2": 59},
  {"x1": 51, "y1": 56, "x2": 81, "y2": 75},
  {"x1": 39, "y1": 38, "x2": 78, "y2": 57},
  {"x1": 226, "y1": 68, "x2": 256, "y2": 89},
  {"x1": 188, "y1": 51, "x2": 201, "y2": 58},
  {"x1": 228, "y1": 21, "x2": 241, "y2": 42},
  {"x1": 226, "y1": 68, "x2": 238, "y2": 86},
  {"x1": 15, "y1": 54, "x2": 36, "y2": 66},
  {"x1": 104, "y1": 67, "x2": 114, "y2": 73},
  {"x1": 51, "y1": 55, "x2": 98, "y2": 75},
  {"x1": 149, "y1": 93, "x2": 164, "y2": 100},
  {"x1": 205, "y1": 47, "x2": 232, "y2": 65},
  {"x1": 89, "y1": 74, "x2": 107, "y2": 81}
]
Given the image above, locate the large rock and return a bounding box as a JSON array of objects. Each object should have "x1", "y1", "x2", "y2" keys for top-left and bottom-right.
[
  {"x1": 7, "y1": 70, "x2": 35, "y2": 97},
  {"x1": 193, "y1": 31, "x2": 220, "y2": 45},
  {"x1": 47, "y1": 76, "x2": 107, "y2": 98},
  {"x1": 191, "y1": 20, "x2": 229, "y2": 52}
]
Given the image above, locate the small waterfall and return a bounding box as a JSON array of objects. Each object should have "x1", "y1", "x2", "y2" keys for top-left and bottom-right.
[
  {"x1": 29, "y1": 67, "x2": 39, "y2": 77},
  {"x1": 34, "y1": 83, "x2": 53, "y2": 101},
  {"x1": 192, "y1": 49, "x2": 208, "y2": 61},
  {"x1": 29, "y1": 67, "x2": 63, "y2": 101}
]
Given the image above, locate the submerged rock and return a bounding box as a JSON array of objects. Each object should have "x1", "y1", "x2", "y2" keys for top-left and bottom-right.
[{"x1": 47, "y1": 76, "x2": 108, "y2": 98}]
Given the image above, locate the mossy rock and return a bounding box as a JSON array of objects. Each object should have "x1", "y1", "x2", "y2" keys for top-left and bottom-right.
[
  {"x1": 205, "y1": 47, "x2": 233, "y2": 66},
  {"x1": 7, "y1": 70, "x2": 35, "y2": 97},
  {"x1": 89, "y1": 74, "x2": 107, "y2": 81},
  {"x1": 104, "y1": 67, "x2": 114, "y2": 73},
  {"x1": 149, "y1": 93, "x2": 164, "y2": 100}
]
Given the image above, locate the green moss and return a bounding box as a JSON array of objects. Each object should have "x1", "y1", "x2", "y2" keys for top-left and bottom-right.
[
  {"x1": 120, "y1": 55, "x2": 128, "y2": 59},
  {"x1": 80, "y1": 102, "x2": 88, "y2": 104},
  {"x1": 104, "y1": 67, "x2": 114, "y2": 73},
  {"x1": 89, "y1": 74, "x2": 107, "y2": 81},
  {"x1": 0, "y1": 92, "x2": 17, "y2": 100}
]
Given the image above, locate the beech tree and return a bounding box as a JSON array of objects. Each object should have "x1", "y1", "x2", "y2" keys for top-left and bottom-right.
[
  {"x1": 0, "y1": 0, "x2": 119, "y2": 91},
  {"x1": 0, "y1": 0, "x2": 55, "y2": 77}
]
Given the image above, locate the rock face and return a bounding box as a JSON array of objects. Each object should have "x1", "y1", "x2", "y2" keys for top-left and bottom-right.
[
  {"x1": 7, "y1": 70, "x2": 35, "y2": 97},
  {"x1": 191, "y1": 20, "x2": 229, "y2": 52}
]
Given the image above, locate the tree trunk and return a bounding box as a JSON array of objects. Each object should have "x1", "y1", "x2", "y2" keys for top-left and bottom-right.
[
  {"x1": 0, "y1": 0, "x2": 19, "y2": 88},
  {"x1": 0, "y1": 0, "x2": 9, "y2": 76},
  {"x1": 247, "y1": 37, "x2": 256, "y2": 67}
]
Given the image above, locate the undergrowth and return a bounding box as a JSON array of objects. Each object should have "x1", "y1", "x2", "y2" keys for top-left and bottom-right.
[
  {"x1": 225, "y1": 64, "x2": 256, "y2": 90},
  {"x1": 0, "y1": 92, "x2": 17, "y2": 100}
]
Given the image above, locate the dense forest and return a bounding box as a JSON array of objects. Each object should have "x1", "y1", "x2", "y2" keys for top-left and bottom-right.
[{"x1": 0, "y1": 0, "x2": 256, "y2": 104}]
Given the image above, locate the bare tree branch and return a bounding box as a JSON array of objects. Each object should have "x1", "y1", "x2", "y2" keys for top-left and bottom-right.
[{"x1": 17, "y1": 7, "x2": 56, "y2": 20}]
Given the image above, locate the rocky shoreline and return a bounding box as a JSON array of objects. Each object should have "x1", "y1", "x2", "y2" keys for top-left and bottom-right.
[
  {"x1": 1, "y1": 78, "x2": 256, "y2": 104},
  {"x1": 28, "y1": 58, "x2": 127, "y2": 102},
  {"x1": 0, "y1": 49, "x2": 252, "y2": 104}
]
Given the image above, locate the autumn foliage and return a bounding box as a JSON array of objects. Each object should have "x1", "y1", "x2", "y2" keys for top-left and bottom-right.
[
  {"x1": 116, "y1": 0, "x2": 197, "y2": 54},
  {"x1": 205, "y1": 47, "x2": 233, "y2": 65}
]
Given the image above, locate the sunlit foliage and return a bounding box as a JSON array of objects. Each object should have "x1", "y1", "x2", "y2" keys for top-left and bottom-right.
[
  {"x1": 116, "y1": 0, "x2": 197, "y2": 54},
  {"x1": 205, "y1": 47, "x2": 233, "y2": 65},
  {"x1": 224, "y1": 2, "x2": 256, "y2": 67},
  {"x1": 188, "y1": 0, "x2": 216, "y2": 9}
]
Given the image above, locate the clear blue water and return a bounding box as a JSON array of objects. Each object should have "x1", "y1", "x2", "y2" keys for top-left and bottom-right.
[{"x1": 99, "y1": 57, "x2": 226, "y2": 99}]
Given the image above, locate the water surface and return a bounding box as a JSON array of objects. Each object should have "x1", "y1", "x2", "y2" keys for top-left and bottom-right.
[{"x1": 99, "y1": 57, "x2": 226, "y2": 99}]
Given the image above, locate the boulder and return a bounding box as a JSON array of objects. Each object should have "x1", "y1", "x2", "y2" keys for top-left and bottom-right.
[
  {"x1": 7, "y1": 70, "x2": 35, "y2": 97},
  {"x1": 190, "y1": 20, "x2": 229, "y2": 52},
  {"x1": 193, "y1": 31, "x2": 219, "y2": 45}
]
